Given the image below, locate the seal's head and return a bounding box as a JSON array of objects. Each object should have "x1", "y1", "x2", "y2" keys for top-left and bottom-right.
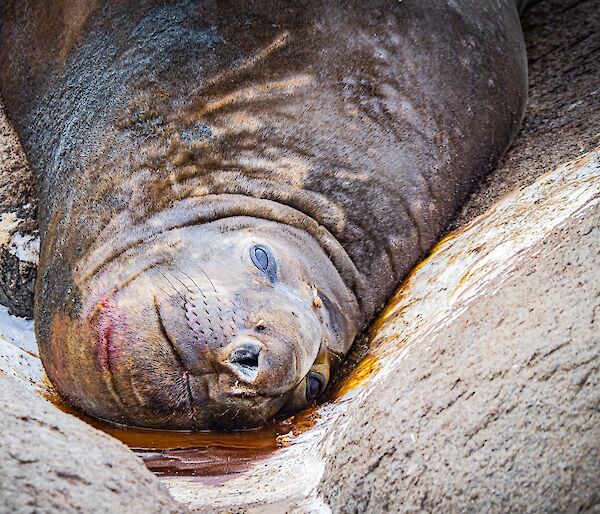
[{"x1": 43, "y1": 214, "x2": 358, "y2": 429}]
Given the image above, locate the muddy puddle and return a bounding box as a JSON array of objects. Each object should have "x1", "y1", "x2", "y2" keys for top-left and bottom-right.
[{"x1": 43, "y1": 386, "x2": 328, "y2": 481}]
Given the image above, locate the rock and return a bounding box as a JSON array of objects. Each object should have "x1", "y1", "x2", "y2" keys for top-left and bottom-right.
[
  {"x1": 0, "y1": 0, "x2": 598, "y2": 511},
  {"x1": 0, "y1": 99, "x2": 38, "y2": 319},
  {"x1": 0, "y1": 372, "x2": 188, "y2": 514},
  {"x1": 0, "y1": 243, "x2": 36, "y2": 319},
  {"x1": 319, "y1": 195, "x2": 600, "y2": 512}
]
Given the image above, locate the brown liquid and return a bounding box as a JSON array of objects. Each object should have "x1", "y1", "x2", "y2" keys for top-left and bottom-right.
[{"x1": 43, "y1": 386, "x2": 320, "y2": 480}]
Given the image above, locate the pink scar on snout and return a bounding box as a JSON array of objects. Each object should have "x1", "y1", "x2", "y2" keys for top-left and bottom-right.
[{"x1": 94, "y1": 297, "x2": 125, "y2": 371}]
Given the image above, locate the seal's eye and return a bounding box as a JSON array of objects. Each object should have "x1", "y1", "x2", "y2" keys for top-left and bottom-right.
[
  {"x1": 306, "y1": 372, "x2": 325, "y2": 402},
  {"x1": 250, "y1": 245, "x2": 276, "y2": 280},
  {"x1": 254, "y1": 247, "x2": 269, "y2": 270}
]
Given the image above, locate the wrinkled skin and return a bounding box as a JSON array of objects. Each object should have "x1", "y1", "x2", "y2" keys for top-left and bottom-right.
[{"x1": 0, "y1": 0, "x2": 527, "y2": 429}]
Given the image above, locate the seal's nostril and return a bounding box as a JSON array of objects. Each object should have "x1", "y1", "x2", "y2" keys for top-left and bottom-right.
[{"x1": 229, "y1": 341, "x2": 262, "y2": 380}]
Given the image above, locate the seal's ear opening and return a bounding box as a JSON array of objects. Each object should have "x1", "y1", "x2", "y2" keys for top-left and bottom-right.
[{"x1": 318, "y1": 288, "x2": 354, "y2": 365}]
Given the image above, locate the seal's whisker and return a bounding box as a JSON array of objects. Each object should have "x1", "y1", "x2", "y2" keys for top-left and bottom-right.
[
  {"x1": 162, "y1": 274, "x2": 186, "y2": 303},
  {"x1": 180, "y1": 270, "x2": 206, "y2": 299},
  {"x1": 157, "y1": 285, "x2": 172, "y2": 298},
  {"x1": 189, "y1": 259, "x2": 218, "y2": 293},
  {"x1": 257, "y1": 410, "x2": 269, "y2": 426},
  {"x1": 170, "y1": 272, "x2": 194, "y2": 294}
]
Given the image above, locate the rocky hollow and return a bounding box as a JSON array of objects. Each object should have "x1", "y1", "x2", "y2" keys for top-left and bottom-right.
[{"x1": 0, "y1": 0, "x2": 598, "y2": 512}]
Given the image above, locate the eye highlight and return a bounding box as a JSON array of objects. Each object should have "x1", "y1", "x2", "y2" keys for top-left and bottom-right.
[{"x1": 250, "y1": 245, "x2": 277, "y2": 280}]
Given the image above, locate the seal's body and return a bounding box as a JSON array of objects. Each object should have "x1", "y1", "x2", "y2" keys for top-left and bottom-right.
[{"x1": 0, "y1": 0, "x2": 527, "y2": 429}]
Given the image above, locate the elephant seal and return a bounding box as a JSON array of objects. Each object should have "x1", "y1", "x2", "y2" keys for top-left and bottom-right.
[{"x1": 0, "y1": 0, "x2": 527, "y2": 429}]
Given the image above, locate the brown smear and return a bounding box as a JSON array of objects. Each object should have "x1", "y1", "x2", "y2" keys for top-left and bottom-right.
[
  {"x1": 364, "y1": 227, "x2": 463, "y2": 339},
  {"x1": 331, "y1": 354, "x2": 380, "y2": 400},
  {"x1": 277, "y1": 403, "x2": 321, "y2": 440}
]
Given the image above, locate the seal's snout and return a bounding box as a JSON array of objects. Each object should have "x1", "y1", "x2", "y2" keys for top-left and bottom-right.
[{"x1": 226, "y1": 338, "x2": 263, "y2": 382}]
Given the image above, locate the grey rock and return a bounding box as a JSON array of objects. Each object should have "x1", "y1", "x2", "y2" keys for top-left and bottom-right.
[
  {"x1": 0, "y1": 373, "x2": 188, "y2": 514},
  {"x1": 319, "y1": 200, "x2": 600, "y2": 513},
  {"x1": 0, "y1": 247, "x2": 36, "y2": 319}
]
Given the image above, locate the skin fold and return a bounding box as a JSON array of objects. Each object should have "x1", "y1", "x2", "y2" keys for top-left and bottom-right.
[{"x1": 0, "y1": 0, "x2": 527, "y2": 429}]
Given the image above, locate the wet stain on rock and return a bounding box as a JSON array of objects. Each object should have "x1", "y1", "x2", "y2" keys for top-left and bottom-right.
[{"x1": 331, "y1": 354, "x2": 380, "y2": 400}]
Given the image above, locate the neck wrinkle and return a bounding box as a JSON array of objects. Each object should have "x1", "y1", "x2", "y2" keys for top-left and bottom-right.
[{"x1": 76, "y1": 193, "x2": 367, "y2": 317}]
